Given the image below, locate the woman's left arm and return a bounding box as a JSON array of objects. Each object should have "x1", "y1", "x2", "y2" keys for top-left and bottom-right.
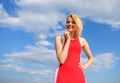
[{"x1": 80, "y1": 38, "x2": 94, "y2": 70}]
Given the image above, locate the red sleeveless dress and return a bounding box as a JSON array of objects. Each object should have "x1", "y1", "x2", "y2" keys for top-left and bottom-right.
[{"x1": 55, "y1": 37, "x2": 85, "y2": 83}]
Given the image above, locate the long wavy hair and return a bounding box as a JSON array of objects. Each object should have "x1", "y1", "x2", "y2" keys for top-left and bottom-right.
[{"x1": 66, "y1": 14, "x2": 83, "y2": 38}]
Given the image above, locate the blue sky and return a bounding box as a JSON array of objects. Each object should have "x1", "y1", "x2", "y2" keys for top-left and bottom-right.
[{"x1": 0, "y1": 0, "x2": 120, "y2": 83}]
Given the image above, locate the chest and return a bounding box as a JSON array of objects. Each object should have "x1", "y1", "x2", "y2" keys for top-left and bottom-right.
[{"x1": 69, "y1": 39, "x2": 81, "y2": 52}]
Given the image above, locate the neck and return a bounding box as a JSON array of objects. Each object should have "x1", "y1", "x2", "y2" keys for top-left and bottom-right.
[
  {"x1": 69, "y1": 31, "x2": 76, "y2": 39},
  {"x1": 70, "y1": 34, "x2": 78, "y2": 40}
]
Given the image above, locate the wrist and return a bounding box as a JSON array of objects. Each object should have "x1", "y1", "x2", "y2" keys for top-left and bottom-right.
[
  {"x1": 83, "y1": 64, "x2": 88, "y2": 70},
  {"x1": 66, "y1": 38, "x2": 71, "y2": 41}
]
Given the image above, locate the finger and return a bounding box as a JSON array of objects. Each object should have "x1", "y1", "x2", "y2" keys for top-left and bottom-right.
[
  {"x1": 64, "y1": 30, "x2": 69, "y2": 35},
  {"x1": 78, "y1": 63, "x2": 85, "y2": 70}
]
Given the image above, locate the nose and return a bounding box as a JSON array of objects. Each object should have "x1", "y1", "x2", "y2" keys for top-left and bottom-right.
[{"x1": 68, "y1": 22, "x2": 73, "y2": 26}]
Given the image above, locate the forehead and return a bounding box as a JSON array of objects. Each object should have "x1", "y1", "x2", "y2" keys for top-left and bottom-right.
[{"x1": 66, "y1": 16, "x2": 74, "y2": 21}]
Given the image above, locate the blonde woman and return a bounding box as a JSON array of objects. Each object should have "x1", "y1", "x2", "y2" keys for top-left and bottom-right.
[{"x1": 55, "y1": 14, "x2": 93, "y2": 83}]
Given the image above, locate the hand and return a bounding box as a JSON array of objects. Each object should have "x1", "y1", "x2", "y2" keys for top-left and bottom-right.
[
  {"x1": 64, "y1": 30, "x2": 70, "y2": 40},
  {"x1": 78, "y1": 63, "x2": 87, "y2": 71}
]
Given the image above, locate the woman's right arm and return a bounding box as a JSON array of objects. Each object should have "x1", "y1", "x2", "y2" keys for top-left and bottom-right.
[{"x1": 55, "y1": 35, "x2": 70, "y2": 64}]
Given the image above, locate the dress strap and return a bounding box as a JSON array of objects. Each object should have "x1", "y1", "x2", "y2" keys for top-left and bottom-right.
[
  {"x1": 79, "y1": 37, "x2": 83, "y2": 46},
  {"x1": 61, "y1": 35, "x2": 65, "y2": 44}
]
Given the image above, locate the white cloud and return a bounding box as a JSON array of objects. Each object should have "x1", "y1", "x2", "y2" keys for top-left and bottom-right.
[
  {"x1": 3, "y1": 64, "x2": 53, "y2": 75},
  {"x1": 11, "y1": 0, "x2": 120, "y2": 29},
  {"x1": 0, "y1": 0, "x2": 120, "y2": 36},
  {"x1": 36, "y1": 40, "x2": 52, "y2": 46},
  {"x1": 0, "y1": 43, "x2": 119, "y2": 82},
  {"x1": 0, "y1": 4, "x2": 21, "y2": 27},
  {"x1": 0, "y1": 45, "x2": 119, "y2": 74},
  {"x1": 81, "y1": 53, "x2": 120, "y2": 71},
  {"x1": 36, "y1": 34, "x2": 53, "y2": 46},
  {"x1": 4, "y1": 46, "x2": 57, "y2": 66},
  {"x1": 0, "y1": 45, "x2": 57, "y2": 83},
  {"x1": 38, "y1": 34, "x2": 47, "y2": 40}
]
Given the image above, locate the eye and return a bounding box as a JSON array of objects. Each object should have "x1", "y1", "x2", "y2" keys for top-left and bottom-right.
[
  {"x1": 66, "y1": 21, "x2": 75, "y2": 24},
  {"x1": 72, "y1": 21, "x2": 75, "y2": 24},
  {"x1": 66, "y1": 21, "x2": 70, "y2": 23}
]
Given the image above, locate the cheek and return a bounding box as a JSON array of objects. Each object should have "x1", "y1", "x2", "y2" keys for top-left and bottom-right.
[
  {"x1": 66, "y1": 24, "x2": 70, "y2": 29},
  {"x1": 72, "y1": 24, "x2": 76, "y2": 28}
]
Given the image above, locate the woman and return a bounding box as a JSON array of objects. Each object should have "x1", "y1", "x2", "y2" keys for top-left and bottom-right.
[{"x1": 55, "y1": 14, "x2": 93, "y2": 83}]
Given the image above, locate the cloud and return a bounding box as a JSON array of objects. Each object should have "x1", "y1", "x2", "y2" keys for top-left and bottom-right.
[
  {"x1": 0, "y1": 45, "x2": 119, "y2": 74},
  {"x1": 36, "y1": 34, "x2": 53, "y2": 46},
  {"x1": 0, "y1": 44, "x2": 119, "y2": 82},
  {"x1": 14, "y1": 0, "x2": 120, "y2": 29},
  {"x1": 0, "y1": 45, "x2": 57, "y2": 83},
  {"x1": 4, "y1": 46, "x2": 57, "y2": 66},
  {"x1": 0, "y1": 0, "x2": 120, "y2": 36},
  {"x1": 81, "y1": 53, "x2": 120, "y2": 71},
  {"x1": 0, "y1": 4, "x2": 20, "y2": 27},
  {"x1": 0, "y1": 74, "x2": 46, "y2": 83},
  {"x1": 36, "y1": 40, "x2": 53, "y2": 46},
  {"x1": 0, "y1": 64, "x2": 53, "y2": 75},
  {"x1": 20, "y1": 0, "x2": 120, "y2": 29}
]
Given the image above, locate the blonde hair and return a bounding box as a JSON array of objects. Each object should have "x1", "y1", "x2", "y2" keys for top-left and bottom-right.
[{"x1": 66, "y1": 14, "x2": 83, "y2": 38}]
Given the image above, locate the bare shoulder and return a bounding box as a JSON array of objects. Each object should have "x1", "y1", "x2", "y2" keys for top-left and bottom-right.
[
  {"x1": 55, "y1": 35, "x2": 62, "y2": 41},
  {"x1": 80, "y1": 37, "x2": 88, "y2": 47},
  {"x1": 55, "y1": 35, "x2": 63, "y2": 50},
  {"x1": 56, "y1": 35, "x2": 61, "y2": 39},
  {"x1": 55, "y1": 35, "x2": 63, "y2": 44},
  {"x1": 81, "y1": 37, "x2": 87, "y2": 42}
]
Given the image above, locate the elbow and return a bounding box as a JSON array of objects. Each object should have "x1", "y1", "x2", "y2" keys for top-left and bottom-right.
[
  {"x1": 59, "y1": 60, "x2": 65, "y2": 64},
  {"x1": 58, "y1": 59, "x2": 65, "y2": 64},
  {"x1": 57, "y1": 57, "x2": 65, "y2": 64},
  {"x1": 88, "y1": 56, "x2": 94, "y2": 63},
  {"x1": 91, "y1": 57, "x2": 94, "y2": 63}
]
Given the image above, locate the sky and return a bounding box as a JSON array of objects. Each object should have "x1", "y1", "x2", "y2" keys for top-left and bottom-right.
[{"x1": 0, "y1": 0, "x2": 120, "y2": 83}]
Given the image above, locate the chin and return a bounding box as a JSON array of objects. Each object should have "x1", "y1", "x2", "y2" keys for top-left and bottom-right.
[{"x1": 67, "y1": 29, "x2": 72, "y2": 31}]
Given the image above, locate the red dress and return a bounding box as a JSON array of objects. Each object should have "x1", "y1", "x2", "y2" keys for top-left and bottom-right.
[{"x1": 55, "y1": 37, "x2": 85, "y2": 83}]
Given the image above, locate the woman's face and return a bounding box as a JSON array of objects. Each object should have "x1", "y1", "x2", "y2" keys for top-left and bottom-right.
[{"x1": 66, "y1": 16, "x2": 76, "y2": 33}]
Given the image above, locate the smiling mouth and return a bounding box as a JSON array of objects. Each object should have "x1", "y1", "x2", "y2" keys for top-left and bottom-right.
[
  {"x1": 67, "y1": 26, "x2": 74, "y2": 29},
  {"x1": 67, "y1": 27, "x2": 73, "y2": 31}
]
